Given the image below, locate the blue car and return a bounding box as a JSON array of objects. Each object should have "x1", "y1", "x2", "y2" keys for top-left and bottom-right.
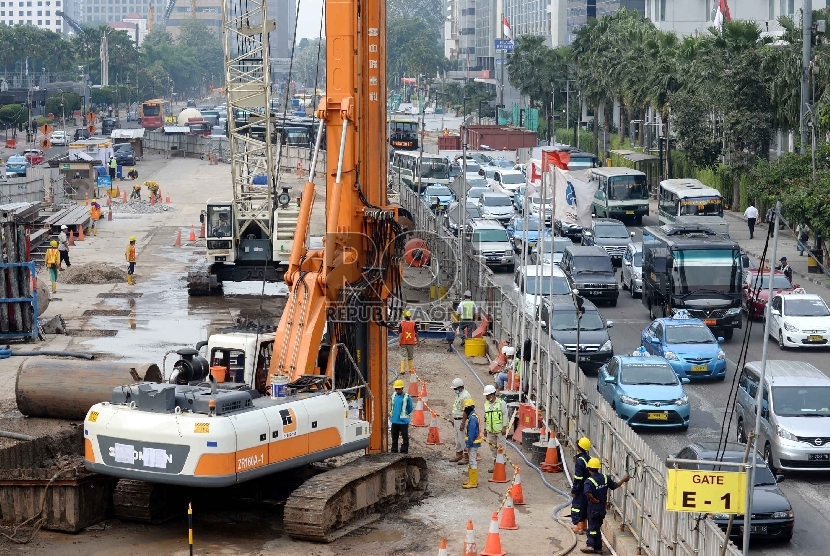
[
  {"x1": 506, "y1": 216, "x2": 547, "y2": 253},
  {"x1": 597, "y1": 351, "x2": 691, "y2": 430},
  {"x1": 421, "y1": 185, "x2": 455, "y2": 212},
  {"x1": 640, "y1": 310, "x2": 727, "y2": 381}
]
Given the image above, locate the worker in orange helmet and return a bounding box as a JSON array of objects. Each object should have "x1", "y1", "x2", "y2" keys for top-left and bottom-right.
[
  {"x1": 45, "y1": 240, "x2": 61, "y2": 293},
  {"x1": 89, "y1": 199, "x2": 102, "y2": 236},
  {"x1": 125, "y1": 235, "x2": 137, "y2": 285}
]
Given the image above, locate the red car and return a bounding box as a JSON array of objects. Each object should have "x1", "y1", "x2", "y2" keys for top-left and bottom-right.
[
  {"x1": 741, "y1": 269, "x2": 799, "y2": 319},
  {"x1": 23, "y1": 148, "x2": 45, "y2": 165}
]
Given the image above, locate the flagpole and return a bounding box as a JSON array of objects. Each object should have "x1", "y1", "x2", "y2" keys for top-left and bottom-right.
[{"x1": 500, "y1": 14, "x2": 505, "y2": 108}]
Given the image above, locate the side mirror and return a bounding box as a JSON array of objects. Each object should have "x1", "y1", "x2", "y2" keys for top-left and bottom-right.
[
  {"x1": 650, "y1": 336, "x2": 660, "y2": 344},
  {"x1": 630, "y1": 231, "x2": 635, "y2": 238},
  {"x1": 681, "y1": 378, "x2": 691, "y2": 384},
  {"x1": 607, "y1": 321, "x2": 614, "y2": 328},
  {"x1": 717, "y1": 336, "x2": 725, "y2": 343},
  {"x1": 775, "y1": 475, "x2": 786, "y2": 483},
  {"x1": 604, "y1": 376, "x2": 616, "y2": 383}
]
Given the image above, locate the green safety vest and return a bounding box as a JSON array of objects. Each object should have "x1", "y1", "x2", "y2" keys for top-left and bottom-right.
[
  {"x1": 452, "y1": 389, "x2": 471, "y2": 417},
  {"x1": 461, "y1": 300, "x2": 475, "y2": 320},
  {"x1": 484, "y1": 399, "x2": 505, "y2": 432}
]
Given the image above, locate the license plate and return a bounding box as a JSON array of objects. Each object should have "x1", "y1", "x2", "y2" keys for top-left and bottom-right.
[
  {"x1": 690, "y1": 365, "x2": 708, "y2": 373},
  {"x1": 808, "y1": 453, "x2": 830, "y2": 461},
  {"x1": 647, "y1": 412, "x2": 668, "y2": 420},
  {"x1": 704, "y1": 319, "x2": 717, "y2": 326},
  {"x1": 808, "y1": 335, "x2": 824, "y2": 342},
  {"x1": 579, "y1": 356, "x2": 590, "y2": 362},
  {"x1": 749, "y1": 526, "x2": 767, "y2": 535},
  {"x1": 626, "y1": 211, "x2": 635, "y2": 215},
  {"x1": 590, "y1": 290, "x2": 600, "y2": 296}
]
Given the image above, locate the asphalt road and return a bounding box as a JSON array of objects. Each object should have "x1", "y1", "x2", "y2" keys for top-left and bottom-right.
[{"x1": 487, "y1": 211, "x2": 830, "y2": 555}]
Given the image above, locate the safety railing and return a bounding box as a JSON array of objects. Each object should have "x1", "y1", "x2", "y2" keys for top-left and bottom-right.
[{"x1": 399, "y1": 186, "x2": 742, "y2": 556}]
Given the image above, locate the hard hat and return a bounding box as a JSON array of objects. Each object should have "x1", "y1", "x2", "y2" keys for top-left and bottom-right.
[
  {"x1": 91, "y1": 199, "x2": 97, "y2": 204},
  {"x1": 402, "y1": 310, "x2": 411, "y2": 317},
  {"x1": 578, "y1": 437, "x2": 591, "y2": 451},
  {"x1": 50, "y1": 240, "x2": 58, "y2": 247},
  {"x1": 129, "y1": 235, "x2": 136, "y2": 242},
  {"x1": 61, "y1": 225, "x2": 68, "y2": 230},
  {"x1": 393, "y1": 379, "x2": 405, "y2": 389},
  {"x1": 587, "y1": 457, "x2": 602, "y2": 469},
  {"x1": 451, "y1": 378, "x2": 464, "y2": 389},
  {"x1": 502, "y1": 346, "x2": 516, "y2": 356},
  {"x1": 483, "y1": 385, "x2": 497, "y2": 396},
  {"x1": 464, "y1": 290, "x2": 472, "y2": 298},
  {"x1": 462, "y1": 398, "x2": 475, "y2": 409}
]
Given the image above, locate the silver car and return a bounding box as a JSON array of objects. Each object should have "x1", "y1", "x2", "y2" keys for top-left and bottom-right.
[{"x1": 620, "y1": 242, "x2": 643, "y2": 297}]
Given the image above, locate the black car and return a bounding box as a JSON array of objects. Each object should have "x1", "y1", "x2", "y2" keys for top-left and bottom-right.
[
  {"x1": 187, "y1": 98, "x2": 197, "y2": 108},
  {"x1": 555, "y1": 218, "x2": 583, "y2": 241},
  {"x1": 444, "y1": 201, "x2": 481, "y2": 237},
  {"x1": 113, "y1": 143, "x2": 136, "y2": 166},
  {"x1": 673, "y1": 442, "x2": 793, "y2": 542},
  {"x1": 101, "y1": 117, "x2": 119, "y2": 136},
  {"x1": 539, "y1": 298, "x2": 614, "y2": 373},
  {"x1": 73, "y1": 128, "x2": 91, "y2": 141},
  {"x1": 581, "y1": 218, "x2": 633, "y2": 265},
  {"x1": 560, "y1": 245, "x2": 619, "y2": 306}
]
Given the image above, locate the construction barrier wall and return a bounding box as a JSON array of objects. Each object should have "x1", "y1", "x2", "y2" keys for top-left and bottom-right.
[
  {"x1": 399, "y1": 185, "x2": 742, "y2": 556},
  {"x1": 1, "y1": 166, "x2": 67, "y2": 206}
]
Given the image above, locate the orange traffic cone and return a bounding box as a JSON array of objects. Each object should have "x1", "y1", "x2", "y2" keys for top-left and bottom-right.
[
  {"x1": 489, "y1": 446, "x2": 508, "y2": 483},
  {"x1": 150, "y1": 194, "x2": 156, "y2": 206},
  {"x1": 437, "y1": 538, "x2": 448, "y2": 556},
  {"x1": 68, "y1": 229, "x2": 75, "y2": 246},
  {"x1": 507, "y1": 371, "x2": 518, "y2": 390},
  {"x1": 499, "y1": 496, "x2": 519, "y2": 530},
  {"x1": 462, "y1": 520, "x2": 477, "y2": 556},
  {"x1": 165, "y1": 195, "x2": 171, "y2": 204},
  {"x1": 419, "y1": 379, "x2": 429, "y2": 402},
  {"x1": 107, "y1": 210, "x2": 113, "y2": 221},
  {"x1": 510, "y1": 467, "x2": 525, "y2": 505},
  {"x1": 411, "y1": 397, "x2": 426, "y2": 427},
  {"x1": 122, "y1": 190, "x2": 127, "y2": 202},
  {"x1": 116, "y1": 185, "x2": 121, "y2": 197},
  {"x1": 174, "y1": 230, "x2": 182, "y2": 247},
  {"x1": 540, "y1": 435, "x2": 562, "y2": 473},
  {"x1": 408, "y1": 369, "x2": 419, "y2": 396},
  {"x1": 479, "y1": 511, "x2": 507, "y2": 556},
  {"x1": 85, "y1": 194, "x2": 89, "y2": 206},
  {"x1": 188, "y1": 225, "x2": 197, "y2": 242},
  {"x1": 199, "y1": 222, "x2": 206, "y2": 239},
  {"x1": 426, "y1": 411, "x2": 443, "y2": 445},
  {"x1": 77, "y1": 225, "x2": 85, "y2": 241}
]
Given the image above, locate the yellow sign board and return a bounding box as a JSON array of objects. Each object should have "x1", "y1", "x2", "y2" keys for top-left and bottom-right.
[{"x1": 666, "y1": 469, "x2": 746, "y2": 514}]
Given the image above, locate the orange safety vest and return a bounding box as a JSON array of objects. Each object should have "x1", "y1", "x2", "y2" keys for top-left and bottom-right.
[
  {"x1": 399, "y1": 320, "x2": 417, "y2": 345},
  {"x1": 125, "y1": 244, "x2": 136, "y2": 262},
  {"x1": 45, "y1": 248, "x2": 60, "y2": 267},
  {"x1": 90, "y1": 205, "x2": 101, "y2": 220}
]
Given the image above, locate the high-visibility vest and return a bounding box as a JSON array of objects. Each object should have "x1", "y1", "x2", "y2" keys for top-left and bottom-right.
[
  {"x1": 399, "y1": 320, "x2": 417, "y2": 345},
  {"x1": 45, "y1": 248, "x2": 60, "y2": 267},
  {"x1": 452, "y1": 389, "x2": 471, "y2": 417},
  {"x1": 90, "y1": 205, "x2": 101, "y2": 220},
  {"x1": 389, "y1": 393, "x2": 411, "y2": 420},
  {"x1": 586, "y1": 473, "x2": 609, "y2": 506},
  {"x1": 484, "y1": 399, "x2": 506, "y2": 432},
  {"x1": 460, "y1": 300, "x2": 475, "y2": 320},
  {"x1": 465, "y1": 412, "x2": 483, "y2": 445},
  {"x1": 125, "y1": 244, "x2": 136, "y2": 262},
  {"x1": 109, "y1": 158, "x2": 117, "y2": 169}
]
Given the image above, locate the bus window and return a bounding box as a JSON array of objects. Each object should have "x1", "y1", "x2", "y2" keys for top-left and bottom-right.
[{"x1": 607, "y1": 175, "x2": 648, "y2": 201}]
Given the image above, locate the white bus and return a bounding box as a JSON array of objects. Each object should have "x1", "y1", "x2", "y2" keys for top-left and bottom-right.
[
  {"x1": 391, "y1": 151, "x2": 451, "y2": 191},
  {"x1": 588, "y1": 167, "x2": 650, "y2": 224},
  {"x1": 657, "y1": 179, "x2": 729, "y2": 235}
]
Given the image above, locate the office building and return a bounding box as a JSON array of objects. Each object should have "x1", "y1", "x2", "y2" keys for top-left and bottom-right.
[{"x1": 0, "y1": 0, "x2": 65, "y2": 32}]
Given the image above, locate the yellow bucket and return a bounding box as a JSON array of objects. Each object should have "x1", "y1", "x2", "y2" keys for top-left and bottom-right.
[{"x1": 464, "y1": 338, "x2": 487, "y2": 357}]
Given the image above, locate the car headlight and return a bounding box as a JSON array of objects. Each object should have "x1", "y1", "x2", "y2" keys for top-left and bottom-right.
[
  {"x1": 600, "y1": 340, "x2": 612, "y2": 352},
  {"x1": 726, "y1": 308, "x2": 742, "y2": 315},
  {"x1": 504, "y1": 249, "x2": 513, "y2": 256},
  {"x1": 783, "y1": 321, "x2": 799, "y2": 333},
  {"x1": 772, "y1": 510, "x2": 794, "y2": 519},
  {"x1": 674, "y1": 395, "x2": 689, "y2": 406},
  {"x1": 712, "y1": 513, "x2": 730, "y2": 520},
  {"x1": 717, "y1": 350, "x2": 725, "y2": 360},
  {"x1": 619, "y1": 395, "x2": 640, "y2": 406},
  {"x1": 663, "y1": 351, "x2": 679, "y2": 361},
  {"x1": 777, "y1": 425, "x2": 797, "y2": 441}
]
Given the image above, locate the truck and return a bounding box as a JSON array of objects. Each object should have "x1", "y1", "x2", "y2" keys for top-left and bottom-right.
[{"x1": 641, "y1": 223, "x2": 743, "y2": 340}]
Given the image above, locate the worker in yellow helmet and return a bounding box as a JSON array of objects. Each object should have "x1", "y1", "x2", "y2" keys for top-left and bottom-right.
[
  {"x1": 571, "y1": 437, "x2": 592, "y2": 534},
  {"x1": 462, "y1": 398, "x2": 482, "y2": 489},
  {"x1": 398, "y1": 309, "x2": 418, "y2": 374},
  {"x1": 389, "y1": 378, "x2": 414, "y2": 454},
  {"x1": 130, "y1": 183, "x2": 141, "y2": 200},
  {"x1": 89, "y1": 199, "x2": 102, "y2": 236},
  {"x1": 582, "y1": 457, "x2": 630, "y2": 554},
  {"x1": 125, "y1": 235, "x2": 137, "y2": 285},
  {"x1": 45, "y1": 240, "x2": 61, "y2": 293}
]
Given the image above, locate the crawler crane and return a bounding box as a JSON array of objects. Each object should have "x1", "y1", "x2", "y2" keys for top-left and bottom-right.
[{"x1": 83, "y1": 0, "x2": 427, "y2": 540}]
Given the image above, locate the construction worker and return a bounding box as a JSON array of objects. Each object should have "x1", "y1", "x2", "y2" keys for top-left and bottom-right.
[
  {"x1": 456, "y1": 290, "x2": 478, "y2": 345},
  {"x1": 461, "y1": 398, "x2": 482, "y2": 489},
  {"x1": 125, "y1": 235, "x2": 137, "y2": 285},
  {"x1": 130, "y1": 183, "x2": 142, "y2": 200},
  {"x1": 57, "y1": 225, "x2": 71, "y2": 269},
  {"x1": 582, "y1": 458, "x2": 630, "y2": 554},
  {"x1": 482, "y1": 384, "x2": 508, "y2": 473},
  {"x1": 127, "y1": 167, "x2": 138, "y2": 180},
  {"x1": 450, "y1": 378, "x2": 472, "y2": 464},
  {"x1": 571, "y1": 437, "x2": 592, "y2": 534},
  {"x1": 145, "y1": 180, "x2": 161, "y2": 202},
  {"x1": 45, "y1": 240, "x2": 60, "y2": 293},
  {"x1": 495, "y1": 345, "x2": 517, "y2": 390},
  {"x1": 109, "y1": 155, "x2": 117, "y2": 180},
  {"x1": 398, "y1": 310, "x2": 418, "y2": 374},
  {"x1": 89, "y1": 199, "x2": 102, "y2": 236},
  {"x1": 389, "y1": 379, "x2": 414, "y2": 454}
]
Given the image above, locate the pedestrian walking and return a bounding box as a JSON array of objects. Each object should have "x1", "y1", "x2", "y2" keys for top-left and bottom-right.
[
  {"x1": 89, "y1": 199, "x2": 102, "y2": 236},
  {"x1": 744, "y1": 202, "x2": 759, "y2": 239},
  {"x1": 389, "y1": 379, "x2": 414, "y2": 454},
  {"x1": 398, "y1": 310, "x2": 418, "y2": 374},
  {"x1": 482, "y1": 385, "x2": 508, "y2": 473},
  {"x1": 45, "y1": 240, "x2": 60, "y2": 293},
  {"x1": 109, "y1": 156, "x2": 117, "y2": 180},
  {"x1": 581, "y1": 458, "x2": 630, "y2": 554},
  {"x1": 449, "y1": 378, "x2": 472, "y2": 464},
  {"x1": 797, "y1": 224, "x2": 810, "y2": 256},
  {"x1": 456, "y1": 290, "x2": 478, "y2": 345},
  {"x1": 776, "y1": 257, "x2": 793, "y2": 283},
  {"x1": 125, "y1": 235, "x2": 137, "y2": 285},
  {"x1": 461, "y1": 398, "x2": 482, "y2": 489},
  {"x1": 570, "y1": 437, "x2": 592, "y2": 534},
  {"x1": 58, "y1": 225, "x2": 71, "y2": 269}
]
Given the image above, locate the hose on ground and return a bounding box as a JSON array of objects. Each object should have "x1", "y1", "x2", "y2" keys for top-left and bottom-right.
[
  {"x1": 0, "y1": 430, "x2": 35, "y2": 441},
  {"x1": 8, "y1": 351, "x2": 94, "y2": 360}
]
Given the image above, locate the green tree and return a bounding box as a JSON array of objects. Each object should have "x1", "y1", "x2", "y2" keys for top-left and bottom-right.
[
  {"x1": 387, "y1": 17, "x2": 444, "y2": 86},
  {"x1": 0, "y1": 104, "x2": 29, "y2": 136},
  {"x1": 387, "y1": 0, "x2": 444, "y2": 35},
  {"x1": 45, "y1": 93, "x2": 81, "y2": 118}
]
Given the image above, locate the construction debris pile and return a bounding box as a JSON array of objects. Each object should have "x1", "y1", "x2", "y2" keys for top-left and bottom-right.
[
  {"x1": 109, "y1": 199, "x2": 172, "y2": 214},
  {"x1": 61, "y1": 263, "x2": 128, "y2": 284}
]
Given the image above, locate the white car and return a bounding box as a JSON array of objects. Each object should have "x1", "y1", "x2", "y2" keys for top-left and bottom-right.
[
  {"x1": 620, "y1": 242, "x2": 643, "y2": 297},
  {"x1": 513, "y1": 263, "x2": 572, "y2": 315},
  {"x1": 527, "y1": 196, "x2": 553, "y2": 222},
  {"x1": 769, "y1": 292, "x2": 830, "y2": 350},
  {"x1": 489, "y1": 169, "x2": 526, "y2": 194},
  {"x1": 51, "y1": 130, "x2": 68, "y2": 146}
]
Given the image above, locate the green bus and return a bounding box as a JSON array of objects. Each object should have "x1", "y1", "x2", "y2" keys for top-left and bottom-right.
[
  {"x1": 391, "y1": 151, "x2": 451, "y2": 191},
  {"x1": 589, "y1": 167, "x2": 650, "y2": 224}
]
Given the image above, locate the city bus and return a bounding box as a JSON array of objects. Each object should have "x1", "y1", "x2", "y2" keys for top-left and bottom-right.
[
  {"x1": 388, "y1": 118, "x2": 419, "y2": 150},
  {"x1": 658, "y1": 179, "x2": 728, "y2": 235},
  {"x1": 588, "y1": 167, "x2": 650, "y2": 224},
  {"x1": 390, "y1": 151, "x2": 450, "y2": 190},
  {"x1": 140, "y1": 99, "x2": 170, "y2": 129}
]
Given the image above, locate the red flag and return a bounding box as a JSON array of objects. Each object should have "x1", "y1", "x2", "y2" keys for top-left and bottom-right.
[
  {"x1": 542, "y1": 150, "x2": 570, "y2": 171},
  {"x1": 530, "y1": 161, "x2": 541, "y2": 183}
]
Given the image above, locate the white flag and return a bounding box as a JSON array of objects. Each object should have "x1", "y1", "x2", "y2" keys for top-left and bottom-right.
[{"x1": 502, "y1": 15, "x2": 513, "y2": 41}]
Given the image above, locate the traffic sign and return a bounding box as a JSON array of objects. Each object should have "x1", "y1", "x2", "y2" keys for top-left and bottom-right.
[
  {"x1": 40, "y1": 138, "x2": 52, "y2": 150},
  {"x1": 39, "y1": 123, "x2": 53, "y2": 136},
  {"x1": 666, "y1": 469, "x2": 746, "y2": 514},
  {"x1": 87, "y1": 124, "x2": 97, "y2": 134},
  {"x1": 494, "y1": 39, "x2": 514, "y2": 53},
  {"x1": 87, "y1": 112, "x2": 96, "y2": 124}
]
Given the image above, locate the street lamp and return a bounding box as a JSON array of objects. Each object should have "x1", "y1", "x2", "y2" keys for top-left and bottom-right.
[
  {"x1": 571, "y1": 289, "x2": 585, "y2": 369},
  {"x1": 126, "y1": 76, "x2": 131, "y2": 118}
]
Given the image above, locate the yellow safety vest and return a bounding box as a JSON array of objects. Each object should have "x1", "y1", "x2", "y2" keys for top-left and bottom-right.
[
  {"x1": 484, "y1": 399, "x2": 506, "y2": 432},
  {"x1": 389, "y1": 393, "x2": 412, "y2": 420},
  {"x1": 465, "y1": 413, "x2": 483, "y2": 445},
  {"x1": 452, "y1": 389, "x2": 471, "y2": 417},
  {"x1": 460, "y1": 300, "x2": 475, "y2": 320},
  {"x1": 45, "y1": 248, "x2": 60, "y2": 267}
]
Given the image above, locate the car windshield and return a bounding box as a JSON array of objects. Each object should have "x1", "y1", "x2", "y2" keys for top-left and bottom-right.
[
  {"x1": 784, "y1": 298, "x2": 830, "y2": 317},
  {"x1": 467, "y1": 187, "x2": 489, "y2": 199},
  {"x1": 512, "y1": 217, "x2": 541, "y2": 230},
  {"x1": 620, "y1": 364, "x2": 679, "y2": 385},
  {"x1": 466, "y1": 178, "x2": 488, "y2": 188},
  {"x1": 539, "y1": 238, "x2": 571, "y2": 254},
  {"x1": 595, "y1": 224, "x2": 630, "y2": 238},
  {"x1": 608, "y1": 175, "x2": 648, "y2": 200},
  {"x1": 531, "y1": 197, "x2": 553, "y2": 205},
  {"x1": 465, "y1": 162, "x2": 481, "y2": 173},
  {"x1": 494, "y1": 159, "x2": 514, "y2": 168},
  {"x1": 551, "y1": 309, "x2": 605, "y2": 331},
  {"x1": 665, "y1": 324, "x2": 715, "y2": 344},
  {"x1": 749, "y1": 274, "x2": 792, "y2": 290},
  {"x1": 671, "y1": 249, "x2": 740, "y2": 294},
  {"x1": 206, "y1": 205, "x2": 232, "y2": 238},
  {"x1": 525, "y1": 276, "x2": 571, "y2": 295},
  {"x1": 466, "y1": 205, "x2": 482, "y2": 218},
  {"x1": 426, "y1": 186, "x2": 452, "y2": 196},
  {"x1": 701, "y1": 460, "x2": 776, "y2": 486},
  {"x1": 473, "y1": 229, "x2": 508, "y2": 243},
  {"x1": 574, "y1": 256, "x2": 613, "y2": 273},
  {"x1": 632, "y1": 252, "x2": 643, "y2": 266},
  {"x1": 483, "y1": 196, "x2": 512, "y2": 207},
  {"x1": 772, "y1": 386, "x2": 830, "y2": 417},
  {"x1": 501, "y1": 174, "x2": 525, "y2": 185},
  {"x1": 568, "y1": 156, "x2": 597, "y2": 169}
]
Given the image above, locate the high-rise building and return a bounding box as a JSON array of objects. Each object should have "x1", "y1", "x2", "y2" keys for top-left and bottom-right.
[
  {"x1": 0, "y1": 0, "x2": 65, "y2": 33},
  {"x1": 503, "y1": 0, "x2": 551, "y2": 45},
  {"x1": 167, "y1": 0, "x2": 222, "y2": 36}
]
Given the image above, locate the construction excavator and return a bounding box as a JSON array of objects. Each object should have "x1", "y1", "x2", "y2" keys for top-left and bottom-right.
[{"x1": 83, "y1": 0, "x2": 426, "y2": 542}]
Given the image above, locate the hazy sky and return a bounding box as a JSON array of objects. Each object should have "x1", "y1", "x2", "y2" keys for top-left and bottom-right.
[{"x1": 295, "y1": 0, "x2": 325, "y2": 41}]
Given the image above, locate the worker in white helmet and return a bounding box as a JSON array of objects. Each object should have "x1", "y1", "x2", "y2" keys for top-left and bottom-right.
[
  {"x1": 495, "y1": 345, "x2": 517, "y2": 391},
  {"x1": 449, "y1": 377, "x2": 472, "y2": 464},
  {"x1": 482, "y1": 384, "x2": 508, "y2": 473}
]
